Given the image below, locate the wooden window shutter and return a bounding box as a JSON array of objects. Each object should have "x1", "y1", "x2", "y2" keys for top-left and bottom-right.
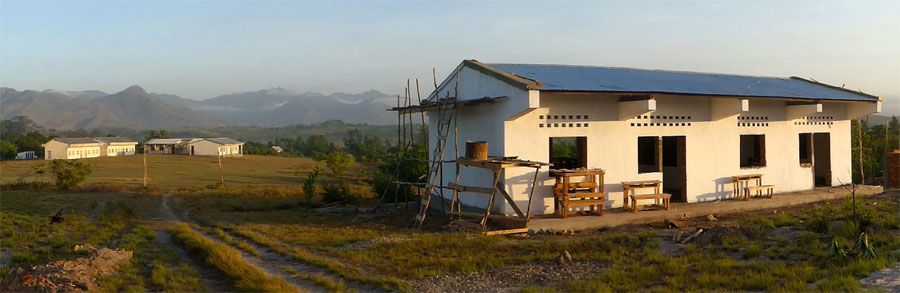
[{"x1": 577, "y1": 137, "x2": 588, "y2": 168}]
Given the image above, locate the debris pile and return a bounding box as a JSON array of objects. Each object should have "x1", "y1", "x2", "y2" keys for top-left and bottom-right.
[{"x1": 8, "y1": 247, "x2": 133, "y2": 292}]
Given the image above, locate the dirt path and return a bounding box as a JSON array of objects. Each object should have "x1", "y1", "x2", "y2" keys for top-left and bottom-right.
[
  {"x1": 159, "y1": 194, "x2": 327, "y2": 292},
  {"x1": 152, "y1": 230, "x2": 231, "y2": 291},
  {"x1": 219, "y1": 226, "x2": 386, "y2": 292},
  {"x1": 860, "y1": 261, "x2": 900, "y2": 292}
]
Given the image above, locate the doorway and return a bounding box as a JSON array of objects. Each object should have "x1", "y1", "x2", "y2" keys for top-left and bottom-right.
[
  {"x1": 662, "y1": 136, "x2": 687, "y2": 202},
  {"x1": 813, "y1": 133, "x2": 831, "y2": 187}
]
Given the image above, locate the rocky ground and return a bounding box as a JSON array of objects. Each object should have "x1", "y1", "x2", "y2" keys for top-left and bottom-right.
[
  {"x1": 7, "y1": 247, "x2": 132, "y2": 292},
  {"x1": 413, "y1": 260, "x2": 608, "y2": 292}
]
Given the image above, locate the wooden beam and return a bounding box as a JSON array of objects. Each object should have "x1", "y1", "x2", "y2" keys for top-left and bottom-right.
[
  {"x1": 482, "y1": 228, "x2": 529, "y2": 236},
  {"x1": 495, "y1": 184, "x2": 525, "y2": 218},
  {"x1": 448, "y1": 182, "x2": 495, "y2": 194}
]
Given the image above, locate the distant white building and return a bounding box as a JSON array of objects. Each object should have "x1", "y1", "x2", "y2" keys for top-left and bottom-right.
[
  {"x1": 272, "y1": 146, "x2": 284, "y2": 153},
  {"x1": 15, "y1": 151, "x2": 35, "y2": 160},
  {"x1": 42, "y1": 137, "x2": 137, "y2": 160},
  {"x1": 94, "y1": 136, "x2": 139, "y2": 156},
  {"x1": 144, "y1": 138, "x2": 244, "y2": 156}
]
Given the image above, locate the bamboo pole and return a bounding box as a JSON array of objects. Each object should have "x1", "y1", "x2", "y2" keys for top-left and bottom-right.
[{"x1": 857, "y1": 118, "x2": 866, "y2": 184}]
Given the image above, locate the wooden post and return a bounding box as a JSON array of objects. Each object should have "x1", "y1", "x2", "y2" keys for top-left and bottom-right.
[
  {"x1": 218, "y1": 154, "x2": 225, "y2": 188},
  {"x1": 143, "y1": 150, "x2": 148, "y2": 187}
]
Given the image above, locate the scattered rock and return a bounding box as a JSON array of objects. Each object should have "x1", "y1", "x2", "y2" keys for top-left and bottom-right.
[
  {"x1": 9, "y1": 248, "x2": 133, "y2": 292},
  {"x1": 73, "y1": 244, "x2": 97, "y2": 252},
  {"x1": 344, "y1": 236, "x2": 410, "y2": 250}
]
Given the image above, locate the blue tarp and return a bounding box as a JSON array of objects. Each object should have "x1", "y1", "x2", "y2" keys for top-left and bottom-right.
[{"x1": 489, "y1": 63, "x2": 877, "y2": 102}]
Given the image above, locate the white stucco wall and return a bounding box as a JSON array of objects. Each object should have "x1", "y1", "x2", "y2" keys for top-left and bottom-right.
[
  {"x1": 428, "y1": 65, "x2": 533, "y2": 210},
  {"x1": 426, "y1": 65, "x2": 866, "y2": 215},
  {"x1": 502, "y1": 93, "x2": 854, "y2": 215},
  {"x1": 189, "y1": 140, "x2": 243, "y2": 156},
  {"x1": 102, "y1": 143, "x2": 137, "y2": 156}
]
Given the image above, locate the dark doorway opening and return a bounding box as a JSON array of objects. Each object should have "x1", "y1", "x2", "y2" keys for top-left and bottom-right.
[
  {"x1": 813, "y1": 133, "x2": 831, "y2": 187},
  {"x1": 662, "y1": 136, "x2": 687, "y2": 202}
]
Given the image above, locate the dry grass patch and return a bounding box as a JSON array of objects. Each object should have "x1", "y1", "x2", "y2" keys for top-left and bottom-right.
[{"x1": 166, "y1": 223, "x2": 298, "y2": 292}]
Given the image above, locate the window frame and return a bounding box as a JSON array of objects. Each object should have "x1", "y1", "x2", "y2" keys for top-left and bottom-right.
[
  {"x1": 739, "y1": 134, "x2": 767, "y2": 168},
  {"x1": 638, "y1": 136, "x2": 661, "y2": 173}
]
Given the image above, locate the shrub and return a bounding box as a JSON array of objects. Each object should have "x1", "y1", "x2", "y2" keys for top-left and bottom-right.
[
  {"x1": 40, "y1": 159, "x2": 93, "y2": 189},
  {"x1": 302, "y1": 168, "x2": 320, "y2": 202},
  {"x1": 322, "y1": 181, "x2": 358, "y2": 204}
]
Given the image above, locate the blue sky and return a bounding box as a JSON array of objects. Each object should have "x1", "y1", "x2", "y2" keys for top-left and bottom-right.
[{"x1": 1, "y1": 0, "x2": 898, "y2": 110}]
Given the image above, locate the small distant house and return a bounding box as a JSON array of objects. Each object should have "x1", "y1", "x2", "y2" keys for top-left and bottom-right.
[
  {"x1": 144, "y1": 138, "x2": 195, "y2": 155},
  {"x1": 42, "y1": 137, "x2": 138, "y2": 160},
  {"x1": 15, "y1": 151, "x2": 35, "y2": 160},
  {"x1": 144, "y1": 138, "x2": 244, "y2": 156},
  {"x1": 271, "y1": 146, "x2": 284, "y2": 153}
]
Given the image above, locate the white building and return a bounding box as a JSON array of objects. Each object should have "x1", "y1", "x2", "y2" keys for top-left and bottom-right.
[
  {"x1": 94, "y1": 137, "x2": 138, "y2": 156},
  {"x1": 43, "y1": 137, "x2": 138, "y2": 160},
  {"x1": 426, "y1": 60, "x2": 882, "y2": 216},
  {"x1": 144, "y1": 138, "x2": 244, "y2": 156},
  {"x1": 15, "y1": 151, "x2": 35, "y2": 160}
]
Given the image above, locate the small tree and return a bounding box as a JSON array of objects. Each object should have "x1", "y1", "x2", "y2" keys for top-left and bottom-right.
[
  {"x1": 322, "y1": 151, "x2": 356, "y2": 178},
  {"x1": 302, "y1": 168, "x2": 320, "y2": 202},
  {"x1": 43, "y1": 159, "x2": 92, "y2": 189}
]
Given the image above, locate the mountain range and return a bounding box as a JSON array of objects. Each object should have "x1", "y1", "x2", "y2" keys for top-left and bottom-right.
[{"x1": 0, "y1": 86, "x2": 397, "y2": 130}]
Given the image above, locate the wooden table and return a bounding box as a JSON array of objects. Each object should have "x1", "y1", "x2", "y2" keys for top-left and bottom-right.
[
  {"x1": 621, "y1": 180, "x2": 671, "y2": 213},
  {"x1": 550, "y1": 169, "x2": 605, "y2": 218},
  {"x1": 732, "y1": 174, "x2": 763, "y2": 199}
]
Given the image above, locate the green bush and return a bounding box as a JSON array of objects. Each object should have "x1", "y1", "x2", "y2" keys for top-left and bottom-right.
[{"x1": 40, "y1": 159, "x2": 93, "y2": 189}]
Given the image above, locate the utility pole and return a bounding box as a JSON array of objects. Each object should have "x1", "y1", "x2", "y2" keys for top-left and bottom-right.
[
  {"x1": 143, "y1": 150, "x2": 148, "y2": 187},
  {"x1": 218, "y1": 153, "x2": 225, "y2": 188}
]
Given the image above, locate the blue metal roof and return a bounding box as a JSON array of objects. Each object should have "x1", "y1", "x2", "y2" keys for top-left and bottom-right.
[{"x1": 487, "y1": 63, "x2": 878, "y2": 102}]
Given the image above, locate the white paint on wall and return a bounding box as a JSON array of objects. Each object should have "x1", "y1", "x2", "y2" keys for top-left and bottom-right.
[{"x1": 425, "y1": 64, "x2": 877, "y2": 216}]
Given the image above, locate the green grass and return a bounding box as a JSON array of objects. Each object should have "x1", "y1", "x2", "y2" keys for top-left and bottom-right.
[
  {"x1": 0, "y1": 155, "x2": 322, "y2": 190},
  {"x1": 166, "y1": 222, "x2": 298, "y2": 292}
]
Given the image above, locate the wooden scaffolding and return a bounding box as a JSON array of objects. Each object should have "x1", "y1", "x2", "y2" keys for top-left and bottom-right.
[{"x1": 384, "y1": 71, "x2": 546, "y2": 234}]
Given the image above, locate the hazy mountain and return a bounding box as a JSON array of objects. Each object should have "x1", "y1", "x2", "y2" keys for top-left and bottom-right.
[
  {"x1": 42, "y1": 89, "x2": 109, "y2": 99},
  {"x1": 0, "y1": 86, "x2": 221, "y2": 130},
  {"x1": 1, "y1": 85, "x2": 398, "y2": 129},
  {"x1": 160, "y1": 88, "x2": 397, "y2": 126}
]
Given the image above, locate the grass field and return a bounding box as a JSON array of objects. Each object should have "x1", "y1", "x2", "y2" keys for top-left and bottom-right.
[
  {"x1": 2, "y1": 154, "x2": 898, "y2": 291},
  {"x1": 0, "y1": 155, "x2": 321, "y2": 190}
]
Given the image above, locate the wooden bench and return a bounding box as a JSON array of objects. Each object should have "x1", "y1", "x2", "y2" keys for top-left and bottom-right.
[
  {"x1": 628, "y1": 193, "x2": 671, "y2": 213},
  {"x1": 622, "y1": 180, "x2": 671, "y2": 213},
  {"x1": 744, "y1": 185, "x2": 774, "y2": 200},
  {"x1": 552, "y1": 169, "x2": 605, "y2": 218}
]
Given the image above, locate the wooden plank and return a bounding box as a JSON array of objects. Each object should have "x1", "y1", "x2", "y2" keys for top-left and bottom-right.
[
  {"x1": 495, "y1": 185, "x2": 525, "y2": 218},
  {"x1": 482, "y1": 228, "x2": 529, "y2": 236},
  {"x1": 448, "y1": 182, "x2": 494, "y2": 194}
]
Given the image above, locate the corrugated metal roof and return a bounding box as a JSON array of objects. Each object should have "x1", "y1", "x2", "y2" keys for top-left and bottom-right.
[
  {"x1": 145, "y1": 138, "x2": 189, "y2": 145},
  {"x1": 203, "y1": 138, "x2": 243, "y2": 145},
  {"x1": 93, "y1": 136, "x2": 138, "y2": 144},
  {"x1": 53, "y1": 138, "x2": 101, "y2": 145},
  {"x1": 487, "y1": 63, "x2": 878, "y2": 102}
]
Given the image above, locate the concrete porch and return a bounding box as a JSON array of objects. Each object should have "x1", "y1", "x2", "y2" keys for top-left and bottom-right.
[{"x1": 527, "y1": 185, "x2": 883, "y2": 231}]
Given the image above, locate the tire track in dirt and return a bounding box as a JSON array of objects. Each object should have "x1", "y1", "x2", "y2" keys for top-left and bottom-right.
[{"x1": 160, "y1": 194, "x2": 327, "y2": 292}]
